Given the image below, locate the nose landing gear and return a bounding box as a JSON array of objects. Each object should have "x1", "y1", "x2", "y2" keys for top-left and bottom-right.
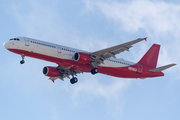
[{"x1": 20, "y1": 54, "x2": 25, "y2": 64}]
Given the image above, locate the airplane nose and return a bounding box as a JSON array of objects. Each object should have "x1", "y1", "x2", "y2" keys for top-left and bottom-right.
[{"x1": 3, "y1": 42, "x2": 9, "y2": 49}]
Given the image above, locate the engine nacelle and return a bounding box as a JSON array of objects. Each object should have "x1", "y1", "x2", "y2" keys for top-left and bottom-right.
[
  {"x1": 74, "y1": 52, "x2": 91, "y2": 63},
  {"x1": 43, "y1": 66, "x2": 59, "y2": 77}
]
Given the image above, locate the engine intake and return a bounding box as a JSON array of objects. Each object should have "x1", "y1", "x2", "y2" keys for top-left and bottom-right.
[
  {"x1": 43, "y1": 66, "x2": 60, "y2": 77},
  {"x1": 74, "y1": 52, "x2": 91, "y2": 63}
]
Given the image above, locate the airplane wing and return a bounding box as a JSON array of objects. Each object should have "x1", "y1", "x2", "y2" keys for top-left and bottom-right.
[
  {"x1": 90, "y1": 38, "x2": 147, "y2": 67},
  {"x1": 49, "y1": 66, "x2": 83, "y2": 82}
]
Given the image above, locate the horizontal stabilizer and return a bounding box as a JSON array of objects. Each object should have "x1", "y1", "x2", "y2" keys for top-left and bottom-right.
[{"x1": 149, "y1": 64, "x2": 177, "y2": 72}]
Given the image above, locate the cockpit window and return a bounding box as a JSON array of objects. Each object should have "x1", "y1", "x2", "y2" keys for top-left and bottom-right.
[{"x1": 9, "y1": 38, "x2": 20, "y2": 41}]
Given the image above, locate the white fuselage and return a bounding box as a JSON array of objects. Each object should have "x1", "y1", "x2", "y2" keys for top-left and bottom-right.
[{"x1": 4, "y1": 37, "x2": 135, "y2": 68}]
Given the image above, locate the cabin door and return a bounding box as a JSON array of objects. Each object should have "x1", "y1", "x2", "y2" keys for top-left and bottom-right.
[
  {"x1": 57, "y1": 46, "x2": 61, "y2": 54},
  {"x1": 24, "y1": 38, "x2": 30, "y2": 46},
  {"x1": 137, "y1": 64, "x2": 143, "y2": 73}
]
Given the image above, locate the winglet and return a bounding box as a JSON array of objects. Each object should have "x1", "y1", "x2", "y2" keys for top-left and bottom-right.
[
  {"x1": 144, "y1": 37, "x2": 147, "y2": 41},
  {"x1": 52, "y1": 80, "x2": 55, "y2": 83}
]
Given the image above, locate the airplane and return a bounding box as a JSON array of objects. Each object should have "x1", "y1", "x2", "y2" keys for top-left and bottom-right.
[{"x1": 3, "y1": 37, "x2": 176, "y2": 84}]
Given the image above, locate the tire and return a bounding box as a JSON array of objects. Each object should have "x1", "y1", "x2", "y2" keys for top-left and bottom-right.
[
  {"x1": 20, "y1": 60, "x2": 25, "y2": 64},
  {"x1": 91, "y1": 68, "x2": 98, "y2": 75},
  {"x1": 70, "y1": 77, "x2": 78, "y2": 84}
]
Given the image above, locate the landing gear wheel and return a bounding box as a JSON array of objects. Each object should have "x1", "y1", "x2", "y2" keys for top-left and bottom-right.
[
  {"x1": 70, "y1": 77, "x2": 78, "y2": 84},
  {"x1": 20, "y1": 60, "x2": 25, "y2": 64},
  {"x1": 20, "y1": 54, "x2": 25, "y2": 64},
  {"x1": 91, "y1": 68, "x2": 99, "y2": 75}
]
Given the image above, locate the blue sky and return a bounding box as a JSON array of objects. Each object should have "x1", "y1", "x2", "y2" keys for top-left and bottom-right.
[{"x1": 1, "y1": 0, "x2": 180, "y2": 120}]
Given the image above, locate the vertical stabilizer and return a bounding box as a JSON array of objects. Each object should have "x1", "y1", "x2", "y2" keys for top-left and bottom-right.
[{"x1": 138, "y1": 44, "x2": 160, "y2": 69}]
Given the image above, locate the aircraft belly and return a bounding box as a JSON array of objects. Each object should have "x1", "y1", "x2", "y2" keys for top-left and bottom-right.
[{"x1": 98, "y1": 66, "x2": 154, "y2": 78}]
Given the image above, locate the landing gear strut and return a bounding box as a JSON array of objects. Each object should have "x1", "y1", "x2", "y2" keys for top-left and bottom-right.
[
  {"x1": 91, "y1": 68, "x2": 99, "y2": 75},
  {"x1": 20, "y1": 54, "x2": 25, "y2": 64},
  {"x1": 70, "y1": 77, "x2": 78, "y2": 84}
]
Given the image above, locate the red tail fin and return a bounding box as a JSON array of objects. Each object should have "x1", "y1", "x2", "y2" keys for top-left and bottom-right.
[{"x1": 138, "y1": 44, "x2": 160, "y2": 69}]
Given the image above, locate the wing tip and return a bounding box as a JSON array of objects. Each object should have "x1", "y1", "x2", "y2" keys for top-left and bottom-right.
[{"x1": 144, "y1": 37, "x2": 147, "y2": 41}]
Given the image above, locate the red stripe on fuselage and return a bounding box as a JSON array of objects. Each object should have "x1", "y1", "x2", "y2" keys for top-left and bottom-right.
[{"x1": 8, "y1": 49, "x2": 164, "y2": 78}]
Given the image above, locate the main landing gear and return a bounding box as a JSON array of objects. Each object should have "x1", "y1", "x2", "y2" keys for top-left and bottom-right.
[
  {"x1": 70, "y1": 68, "x2": 98, "y2": 84},
  {"x1": 91, "y1": 68, "x2": 99, "y2": 75},
  {"x1": 20, "y1": 54, "x2": 25, "y2": 64},
  {"x1": 70, "y1": 77, "x2": 78, "y2": 84}
]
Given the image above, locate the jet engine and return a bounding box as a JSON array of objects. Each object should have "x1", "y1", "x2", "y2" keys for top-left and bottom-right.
[
  {"x1": 43, "y1": 66, "x2": 60, "y2": 77},
  {"x1": 74, "y1": 52, "x2": 91, "y2": 63}
]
